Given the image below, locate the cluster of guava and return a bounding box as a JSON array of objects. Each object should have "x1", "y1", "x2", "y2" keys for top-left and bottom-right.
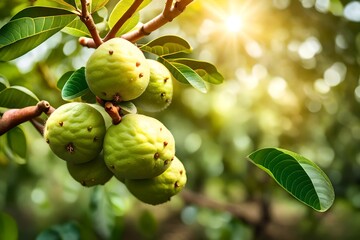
[{"x1": 44, "y1": 38, "x2": 187, "y2": 205}]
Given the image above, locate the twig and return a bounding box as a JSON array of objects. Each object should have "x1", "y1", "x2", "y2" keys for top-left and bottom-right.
[
  {"x1": 79, "y1": 0, "x2": 194, "y2": 48},
  {"x1": 103, "y1": 0, "x2": 145, "y2": 42},
  {"x1": 180, "y1": 189, "x2": 261, "y2": 225},
  {"x1": 78, "y1": 0, "x2": 103, "y2": 47},
  {"x1": 30, "y1": 117, "x2": 46, "y2": 135},
  {"x1": 0, "y1": 101, "x2": 55, "y2": 136},
  {"x1": 104, "y1": 102, "x2": 122, "y2": 125}
]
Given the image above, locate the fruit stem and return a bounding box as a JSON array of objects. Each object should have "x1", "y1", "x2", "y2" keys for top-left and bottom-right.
[
  {"x1": 104, "y1": 102, "x2": 122, "y2": 125},
  {"x1": 0, "y1": 101, "x2": 55, "y2": 136}
]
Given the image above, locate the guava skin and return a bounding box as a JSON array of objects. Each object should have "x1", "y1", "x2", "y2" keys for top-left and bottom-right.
[
  {"x1": 104, "y1": 114, "x2": 175, "y2": 180},
  {"x1": 44, "y1": 102, "x2": 106, "y2": 164},
  {"x1": 133, "y1": 59, "x2": 173, "y2": 112},
  {"x1": 85, "y1": 38, "x2": 150, "y2": 101},
  {"x1": 125, "y1": 156, "x2": 187, "y2": 205},
  {"x1": 66, "y1": 153, "x2": 113, "y2": 187}
]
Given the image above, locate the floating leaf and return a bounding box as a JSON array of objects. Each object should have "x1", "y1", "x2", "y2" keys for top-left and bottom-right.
[
  {"x1": 158, "y1": 58, "x2": 207, "y2": 93},
  {"x1": 0, "y1": 86, "x2": 39, "y2": 108},
  {"x1": 140, "y1": 35, "x2": 192, "y2": 57},
  {"x1": 170, "y1": 58, "x2": 224, "y2": 84},
  {"x1": 108, "y1": 0, "x2": 151, "y2": 35},
  {"x1": 0, "y1": 212, "x2": 18, "y2": 240},
  {"x1": 0, "y1": 7, "x2": 76, "y2": 61},
  {"x1": 61, "y1": 67, "x2": 89, "y2": 100},
  {"x1": 248, "y1": 147, "x2": 335, "y2": 212},
  {"x1": 62, "y1": 18, "x2": 91, "y2": 37},
  {"x1": 7, "y1": 127, "x2": 27, "y2": 159},
  {"x1": 0, "y1": 75, "x2": 10, "y2": 91}
]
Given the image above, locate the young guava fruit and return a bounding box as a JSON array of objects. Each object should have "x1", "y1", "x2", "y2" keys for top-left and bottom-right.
[
  {"x1": 66, "y1": 153, "x2": 113, "y2": 187},
  {"x1": 44, "y1": 102, "x2": 106, "y2": 164},
  {"x1": 125, "y1": 156, "x2": 187, "y2": 205},
  {"x1": 104, "y1": 114, "x2": 175, "y2": 179},
  {"x1": 133, "y1": 59, "x2": 173, "y2": 112},
  {"x1": 85, "y1": 38, "x2": 150, "y2": 101}
]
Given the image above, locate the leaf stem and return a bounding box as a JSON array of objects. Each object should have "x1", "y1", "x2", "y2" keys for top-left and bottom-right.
[
  {"x1": 103, "y1": 0, "x2": 144, "y2": 42},
  {"x1": 0, "y1": 101, "x2": 55, "y2": 136}
]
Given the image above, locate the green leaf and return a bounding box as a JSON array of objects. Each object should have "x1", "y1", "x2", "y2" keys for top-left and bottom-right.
[
  {"x1": 170, "y1": 58, "x2": 224, "y2": 84},
  {"x1": 140, "y1": 35, "x2": 192, "y2": 57},
  {"x1": 49, "y1": 0, "x2": 78, "y2": 10},
  {"x1": 36, "y1": 221, "x2": 80, "y2": 240},
  {"x1": 248, "y1": 148, "x2": 335, "y2": 212},
  {"x1": 118, "y1": 101, "x2": 137, "y2": 114},
  {"x1": 0, "y1": 212, "x2": 18, "y2": 240},
  {"x1": 108, "y1": 0, "x2": 151, "y2": 35},
  {"x1": 0, "y1": 7, "x2": 76, "y2": 61},
  {"x1": 91, "y1": 0, "x2": 110, "y2": 13},
  {"x1": 158, "y1": 58, "x2": 207, "y2": 93},
  {"x1": 0, "y1": 86, "x2": 39, "y2": 108},
  {"x1": 7, "y1": 127, "x2": 27, "y2": 159},
  {"x1": 62, "y1": 18, "x2": 91, "y2": 37},
  {"x1": 0, "y1": 75, "x2": 10, "y2": 92},
  {"x1": 61, "y1": 67, "x2": 89, "y2": 100},
  {"x1": 57, "y1": 70, "x2": 74, "y2": 90}
]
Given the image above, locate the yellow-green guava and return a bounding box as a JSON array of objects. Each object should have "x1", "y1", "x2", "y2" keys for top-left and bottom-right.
[
  {"x1": 103, "y1": 114, "x2": 175, "y2": 179},
  {"x1": 66, "y1": 153, "x2": 113, "y2": 187},
  {"x1": 85, "y1": 38, "x2": 150, "y2": 101},
  {"x1": 44, "y1": 102, "x2": 106, "y2": 164},
  {"x1": 125, "y1": 156, "x2": 187, "y2": 205},
  {"x1": 133, "y1": 59, "x2": 173, "y2": 112}
]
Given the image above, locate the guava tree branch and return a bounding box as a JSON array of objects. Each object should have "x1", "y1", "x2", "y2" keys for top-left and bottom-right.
[
  {"x1": 104, "y1": 102, "x2": 122, "y2": 125},
  {"x1": 103, "y1": 0, "x2": 144, "y2": 41},
  {"x1": 78, "y1": 0, "x2": 103, "y2": 47},
  {"x1": 122, "y1": 0, "x2": 194, "y2": 42},
  {"x1": 79, "y1": 0, "x2": 194, "y2": 48},
  {"x1": 0, "y1": 101, "x2": 55, "y2": 136}
]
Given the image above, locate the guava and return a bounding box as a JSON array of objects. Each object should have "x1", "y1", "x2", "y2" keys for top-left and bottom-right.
[
  {"x1": 104, "y1": 114, "x2": 175, "y2": 179},
  {"x1": 133, "y1": 59, "x2": 173, "y2": 112},
  {"x1": 125, "y1": 156, "x2": 187, "y2": 205},
  {"x1": 66, "y1": 153, "x2": 113, "y2": 187},
  {"x1": 85, "y1": 38, "x2": 150, "y2": 101},
  {"x1": 44, "y1": 102, "x2": 106, "y2": 164}
]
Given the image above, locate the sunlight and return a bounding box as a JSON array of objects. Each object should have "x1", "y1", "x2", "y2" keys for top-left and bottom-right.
[{"x1": 225, "y1": 15, "x2": 244, "y2": 33}]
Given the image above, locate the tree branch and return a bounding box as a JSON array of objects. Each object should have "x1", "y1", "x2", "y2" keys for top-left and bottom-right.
[
  {"x1": 104, "y1": 102, "x2": 122, "y2": 125},
  {"x1": 79, "y1": 0, "x2": 194, "y2": 48},
  {"x1": 103, "y1": 0, "x2": 144, "y2": 42},
  {"x1": 0, "y1": 101, "x2": 55, "y2": 136},
  {"x1": 78, "y1": 0, "x2": 103, "y2": 48},
  {"x1": 180, "y1": 189, "x2": 261, "y2": 226}
]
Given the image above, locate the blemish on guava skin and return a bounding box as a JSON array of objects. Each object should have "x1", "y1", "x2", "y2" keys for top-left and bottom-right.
[
  {"x1": 59, "y1": 121, "x2": 64, "y2": 127},
  {"x1": 164, "y1": 77, "x2": 169, "y2": 83},
  {"x1": 109, "y1": 50, "x2": 114, "y2": 55},
  {"x1": 113, "y1": 93, "x2": 121, "y2": 102},
  {"x1": 154, "y1": 152, "x2": 160, "y2": 160},
  {"x1": 165, "y1": 99, "x2": 170, "y2": 103},
  {"x1": 174, "y1": 181, "x2": 180, "y2": 188},
  {"x1": 160, "y1": 92, "x2": 166, "y2": 98},
  {"x1": 180, "y1": 170, "x2": 183, "y2": 175},
  {"x1": 163, "y1": 141, "x2": 168, "y2": 147},
  {"x1": 87, "y1": 126, "x2": 93, "y2": 132},
  {"x1": 164, "y1": 159, "x2": 169, "y2": 165},
  {"x1": 46, "y1": 138, "x2": 50, "y2": 144},
  {"x1": 66, "y1": 143, "x2": 75, "y2": 153},
  {"x1": 109, "y1": 165, "x2": 115, "y2": 170},
  {"x1": 136, "y1": 62, "x2": 141, "y2": 67},
  {"x1": 139, "y1": 73, "x2": 144, "y2": 78},
  {"x1": 93, "y1": 136, "x2": 99, "y2": 142},
  {"x1": 171, "y1": 156, "x2": 174, "y2": 161}
]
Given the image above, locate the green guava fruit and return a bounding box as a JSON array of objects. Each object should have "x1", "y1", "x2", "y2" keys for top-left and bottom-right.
[
  {"x1": 104, "y1": 114, "x2": 175, "y2": 179},
  {"x1": 44, "y1": 102, "x2": 106, "y2": 164},
  {"x1": 85, "y1": 38, "x2": 150, "y2": 101},
  {"x1": 125, "y1": 156, "x2": 187, "y2": 205},
  {"x1": 133, "y1": 59, "x2": 173, "y2": 112},
  {"x1": 66, "y1": 153, "x2": 113, "y2": 187}
]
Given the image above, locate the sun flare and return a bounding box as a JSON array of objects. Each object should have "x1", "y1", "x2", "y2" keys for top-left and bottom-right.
[{"x1": 225, "y1": 15, "x2": 244, "y2": 33}]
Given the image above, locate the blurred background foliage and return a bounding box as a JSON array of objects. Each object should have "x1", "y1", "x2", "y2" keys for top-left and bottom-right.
[{"x1": 1, "y1": 0, "x2": 360, "y2": 239}]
